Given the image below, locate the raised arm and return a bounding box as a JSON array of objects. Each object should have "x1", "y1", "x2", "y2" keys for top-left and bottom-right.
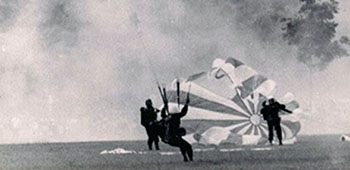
[
  {"x1": 278, "y1": 103, "x2": 292, "y2": 113},
  {"x1": 179, "y1": 104, "x2": 188, "y2": 118},
  {"x1": 161, "y1": 102, "x2": 168, "y2": 119},
  {"x1": 179, "y1": 95, "x2": 190, "y2": 118}
]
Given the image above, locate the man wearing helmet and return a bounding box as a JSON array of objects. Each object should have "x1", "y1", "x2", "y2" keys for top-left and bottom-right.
[
  {"x1": 140, "y1": 99, "x2": 160, "y2": 150},
  {"x1": 261, "y1": 97, "x2": 292, "y2": 145}
]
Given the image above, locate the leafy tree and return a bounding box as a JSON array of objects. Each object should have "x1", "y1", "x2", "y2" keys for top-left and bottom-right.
[{"x1": 282, "y1": 0, "x2": 349, "y2": 70}]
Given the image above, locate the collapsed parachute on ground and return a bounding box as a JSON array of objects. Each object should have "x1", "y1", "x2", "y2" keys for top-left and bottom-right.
[
  {"x1": 340, "y1": 134, "x2": 350, "y2": 142},
  {"x1": 163, "y1": 58, "x2": 302, "y2": 146}
]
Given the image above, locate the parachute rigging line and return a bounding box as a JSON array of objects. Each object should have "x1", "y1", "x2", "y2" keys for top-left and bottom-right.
[
  {"x1": 134, "y1": 22, "x2": 165, "y2": 105},
  {"x1": 177, "y1": 79, "x2": 180, "y2": 107},
  {"x1": 187, "y1": 83, "x2": 191, "y2": 101},
  {"x1": 162, "y1": 87, "x2": 169, "y2": 114}
]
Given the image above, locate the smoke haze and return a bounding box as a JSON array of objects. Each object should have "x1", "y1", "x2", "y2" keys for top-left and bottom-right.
[{"x1": 0, "y1": 0, "x2": 349, "y2": 143}]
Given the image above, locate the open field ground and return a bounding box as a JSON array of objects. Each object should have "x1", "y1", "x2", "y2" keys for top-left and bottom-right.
[{"x1": 0, "y1": 135, "x2": 350, "y2": 170}]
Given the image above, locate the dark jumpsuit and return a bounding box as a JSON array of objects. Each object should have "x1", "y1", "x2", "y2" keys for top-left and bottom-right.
[
  {"x1": 160, "y1": 105, "x2": 193, "y2": 161},
  {"x1": 141, "y1": 107, "x2": 160, "y2": 150},
  {"x1": 261, "y1": 102, "x2": 291, "y2": 145}
]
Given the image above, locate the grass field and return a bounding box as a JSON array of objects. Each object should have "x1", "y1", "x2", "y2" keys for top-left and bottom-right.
[{"x1": 0, "y1": 135, "x2": 350, "y2": 170}]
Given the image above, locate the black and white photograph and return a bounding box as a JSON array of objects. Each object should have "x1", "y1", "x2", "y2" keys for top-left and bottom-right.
[{"x1": 0, "y1": 0, "x2": 350, "y2": 169}]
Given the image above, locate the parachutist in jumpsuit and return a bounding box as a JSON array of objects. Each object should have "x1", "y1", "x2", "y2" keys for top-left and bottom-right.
[
  {"x1": 160, "y1": 98, "x2": 193, "y2": 162},
  {"x1": 140, "y1": 99, "x2": 160, "y2": 150},
  {"x1": 261, "y1": 98, "x2": 292, "y2": 145}
]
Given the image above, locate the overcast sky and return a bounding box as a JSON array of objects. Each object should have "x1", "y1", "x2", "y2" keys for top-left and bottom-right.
[{"x1": 0, "y1": 0, "x2": 349, "y2": 144}]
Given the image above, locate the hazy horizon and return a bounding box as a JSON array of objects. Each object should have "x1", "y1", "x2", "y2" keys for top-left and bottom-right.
[{"x1": 0, "y1": 0, "x2": 350, "y2": 144}]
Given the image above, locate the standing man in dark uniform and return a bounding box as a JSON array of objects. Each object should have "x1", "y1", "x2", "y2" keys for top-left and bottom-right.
[
  {"x1": 140, "y1": 99, "x2": 160, "y2": 150},
  {"x1": 261, "y1": 98, "x2": 292, "y2": 145}
]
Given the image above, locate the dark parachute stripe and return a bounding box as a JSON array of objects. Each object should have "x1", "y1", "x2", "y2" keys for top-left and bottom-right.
[
  {"x1": 281, "y1": 120, "x2": 301, "y2": 138},
  {"x1": 260, "y1": 122, "x2": 268, "y2": 128},
  {"x1": 253, "y1": 126, "x2": 259, "y2": 135},
  {"x1": 167, "y1": 91, "x2": 249, "y2": 118},
  {"x1": 223, "y1": 133, "x2": 243, "y2": 144},
  {"x1": 245, "y1": 125, "x2": 254, "y2": 135},
  {"x1": 279, "y1": 123, "x2": 286, "y2": 138},
  {"x1": 248, "y1": 100, "x2": 255, "y2": 115},
  {"x1": 230, "y1": 122, "x2": 250, "y2": 134},
  {"x1": 182, "y1": 119, "x2": 248, "y2": 134},
  {"x1": 259, "y1": 122, "x2": 269, "y2": 138},
  {"x1": 231, "y1": 95, "x2": 251, "y2": 115},
  {"x1": 282, "y1": 126, "x2": 287, "y2": 139},
  {"x1": 214, "y1": 69, "x2": 228, "y2": 79},
  {"x1": 256, "y1": 94, "x2": 267, "y2": 115},
  {"x1": 285, "y1": 100, "x2": 299, "y2": 111},
  {"x1": 238, "y1": 75, "x2": 267, "y2": 98},
  {"x1": 186, "y1": 71, "x2": 207, "y2": 82},
  {"x1": 257, "y1": 126, "x2": 268, "y2": 138},
  {"x1": 225, "y1": 57, "x2": 244, "y2": 68}
]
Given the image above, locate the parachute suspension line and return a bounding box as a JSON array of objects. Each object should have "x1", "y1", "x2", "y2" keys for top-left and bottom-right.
[
  {"x1": 234, "y1": 87, "x2": 245, "y2": 102},
  {"x1": 187, "y1": 83, "x2": 191, "y2": 99},
  {"x1": 184, "y1": 83, "x2": 191, "y2": 106},
  {"x1": 176, "y1": 79, "x2": 180, "y2": 108},
  {"x1": 139, "y1": 33, "x2": 160, "y2": 87},
  {"x1": 134, "y1": 22, "x2": 165, "y2": 106}
]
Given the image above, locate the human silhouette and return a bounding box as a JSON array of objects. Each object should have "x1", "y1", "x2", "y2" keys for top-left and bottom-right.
[
  {"x1": 140, "y1": 99, "x2": 160, "y2": 150},
  {"x1": 261, "y1": 98, "x2": 292, "y2": 145},
  {"x1": 156, "y1": 96, "x2": 193, "y2": 162}
]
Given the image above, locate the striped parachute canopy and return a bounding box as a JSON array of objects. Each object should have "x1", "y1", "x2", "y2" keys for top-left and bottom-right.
[{"x1": 165, "y1": 58, "x2": 301, "y2": 145}]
